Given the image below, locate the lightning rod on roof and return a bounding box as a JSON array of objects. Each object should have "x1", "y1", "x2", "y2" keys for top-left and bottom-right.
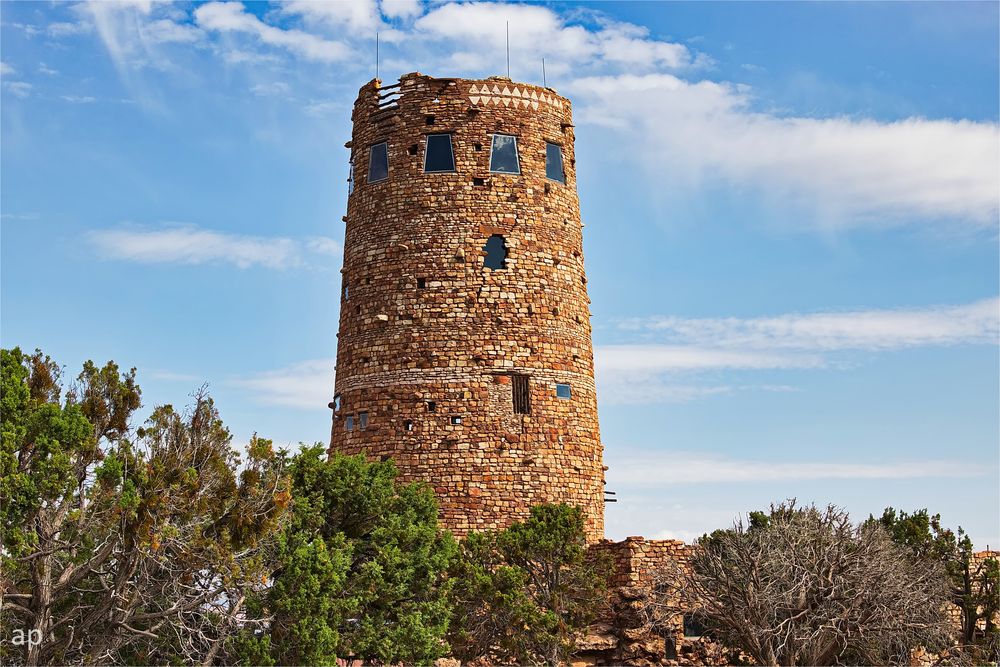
[
  {"x1": 542, "y1": 57, "x2": 546, "y2": 88},
  {"x1": 506, "y1": 21, "x2": 510, "y2": 79},
  {"x1": 376, "y1": 32, "x2": 379, "y2": 81}
]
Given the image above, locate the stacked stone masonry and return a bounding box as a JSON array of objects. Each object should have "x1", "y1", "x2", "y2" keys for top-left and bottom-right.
[{"x1": 329, "y1": 73, "x2": 605, "y2": 541}]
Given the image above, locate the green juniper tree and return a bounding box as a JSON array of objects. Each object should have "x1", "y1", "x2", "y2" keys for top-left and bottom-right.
[
  {"x1": 234, "y1": 444, "x2": 458, "y2": 666},
  {"x1": 1, "y1": 347, "x2": 288, "y2": 666},
  {"x1": 449, "y1": 503, "x2": 609, "y2": 666}
]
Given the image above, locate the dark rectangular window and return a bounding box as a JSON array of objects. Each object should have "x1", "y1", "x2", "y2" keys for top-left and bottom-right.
[
  {"x1": 450, "y1": 415, "x2": 462, "y2": 425},
  {"x1": 368, "y1": 142, "x2": 388, "y2": 183},
  {"x1": 359, "y1": 411, "x2": 369, "y2": 430},
  {"x1": 489, "y1": 134, "x2": 520, "y2": 174},
  {"x1": 512, "y1": 374, "x2": 531, "y2": 414},
  {"x1": 424, "y1": 134, "x2": 455, "y2": 173},
  {"x1": 333, "y1": 394, "x2": 342, "y2": 410},
  {"x1": 404, "y1": 420, "x2": 414, "y2": 431},
  {"x1": 345, "y1": 415, "x2": 354, "y2": 432},
  {"x1": 556, "y1": 383, "x2": 572, "y2": 399},
  {"x1": 427, "y1": 400, "x2": 436, "y2": 412},
  {"x1": 545, "y1": 142, "x2": 565, "y2": 183}
]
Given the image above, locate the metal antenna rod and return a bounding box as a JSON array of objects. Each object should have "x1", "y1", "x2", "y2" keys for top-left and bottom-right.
[
  {"x1": 506, "y1": 21, "x2": 510, "y2": 78},
  {"x1": 376, "y1": 32, "x2": 379, "y2": 81},
  {"x1": 542, "y1": 57, "x2": 546, "y2": 88}
]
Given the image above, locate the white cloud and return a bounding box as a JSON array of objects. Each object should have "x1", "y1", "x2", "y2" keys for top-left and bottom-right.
[
  {"x1": 620, "y1": 298, "x2": 1000, "y2": 351},
  {"x1": 61, "y1": 95, "x2": 96, "y2": 103},
  {"x1": 37, "y1": 63, "x2": 59, "y2": 76},
  {"x1": 565, "y1": 73, "x2": 999, "y2": 227},
  {"x1": 229, "y1": 358, "x2": 335, "y2": 409},
  {"x1": 381, "y1": 0, "x2": 423, "y2": 20},
  {"x1": 282, "y1": 0, "x2": 381, "y2": 32},
  {"x1": 143, "y1": 18, "x2": 203, "y2": 44},
  {"x1": 609, "y1": 452, "x2": 986, "y2": 486},
  {"x1": 250, "y1": 81, "x2": 292, "y2": 97},
  {"x1": 194, "y1": 2, "x2": 349, "y2": 63},
  {"x1": 3, "y1": 81, "x2": 32, "y2": 98},
  {"x1": 413, "y1": 3, "x2": 694, "y2": 72},
  {"x1": 87, "y1": 224, "x2": 341, "y2": 270},
  {"x1": 0, "y1": 61, "x2": 14, "y2": 76},
  {"x1": 47, "y1": 20, "x2": 92, "y2": 38}
]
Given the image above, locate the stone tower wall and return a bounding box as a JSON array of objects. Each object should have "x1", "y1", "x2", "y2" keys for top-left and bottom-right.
[{"x1": 329, "y1": 73, "x2": 605, "y2": 541}]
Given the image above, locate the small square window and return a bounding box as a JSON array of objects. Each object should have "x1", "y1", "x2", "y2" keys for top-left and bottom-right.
[
  {"x1": 417, "y1": 277, "x2": 426, "y2": 289},
  {"x1": 545, "y1": 142, "x2": 565, "y2": 183},
  {"x1": 359, "y1": 411, "x2": 369, "y2": 430},
  {"x1": 368, "y1": 142, "x2": 388, "y2": 183},
  {"x1": 345, "y1": 415, "x2": 354, "y2": 431},
  {"x1": 427, "y1": 401, "x2": 437, "y2": 412},
  {"x1": 450, "y1": 415, "x2": 462, "y2": 425},
  {"x1": 404, "y1": 420, "x2": 414, "y2": 431},
  {"x1": 424, "y1": 134, "x2": 455, "y2": 173},
  {"x1": 489, "y1": 134, "x2": 520, "y2": 174},
  {"x1": 556, "y1": 383, "x2": 572, "y2": 399}
]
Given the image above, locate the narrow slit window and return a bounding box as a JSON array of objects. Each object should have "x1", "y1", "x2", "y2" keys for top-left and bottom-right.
[
  {"x1": 333, "y1": 394, "x2": 342, "y2": 411},
  {"x1": 512, "y1": 374, "x2": 531, "y2": 414},
  {"x1": 483, "y1": 235, "x2": 507, "y2": 270},
  {"x1": 404, "y1": 420, "x2": 414, "y2": 431},
  {"x1": 417, "y1": 277, "x2": 426, "y2": 289},
  {"x1": 368, "y1": 142, "x2": 388, "y2": 183},
  {"x1": 345, "y1": 415, "x2": 354, "y2": 432},
  {"x1": 450, "y1": 415, "x2": 462, "y2": 425},
  {"x1": 348, "y1": 160, "x2": 355, "y2": 194},
  {"x1": 489, "y1": 134, "x2": 520, "y2": 174},
  {"x1": 556, "y1": 383, "x2": 572, "y2": 399},
  {"x1": 424, "y1": 134, "x2": 455, "y2": 173},
  {"x1": 342, "y1": 280, "x2": 349, "y2": 301},
  {"x1": 359, "y1": 411, "x2": 369, "y2": 431},
  {"x1": 545, "y1": 142, "x2": 565, "y2": 183}
]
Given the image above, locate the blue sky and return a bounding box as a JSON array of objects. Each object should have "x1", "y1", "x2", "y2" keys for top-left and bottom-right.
[{"x1": 2, "y1": 0, "x2": 998, "y2": 546}]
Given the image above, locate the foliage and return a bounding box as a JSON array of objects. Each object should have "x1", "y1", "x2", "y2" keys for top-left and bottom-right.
[
  {"x1": 1, "y1": 347, "x2": 288, "y2": 666},
  {"x1": 868, "y1": 507, "x2": 1000, "y2": 653},
  {"x1": 676, "y1": 501, "x2": 953, "y2": 666},
  {"x1": 448, "y1": 503, "x2": 608, "y2": 666},
  {"x1": 234, "y1": 444, "x2": 458, "y2": 666}
]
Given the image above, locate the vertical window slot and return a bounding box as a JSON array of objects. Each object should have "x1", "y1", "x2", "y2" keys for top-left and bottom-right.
[
  {"x1": 545, "y1": 142, "x2": 565, "y2": 183},
  {"x1": 512, "y1": 374, "x2": 531, "y2": 414},
  {"x1": 368, "y1": 142, "x2": 389, "y2": 183}
]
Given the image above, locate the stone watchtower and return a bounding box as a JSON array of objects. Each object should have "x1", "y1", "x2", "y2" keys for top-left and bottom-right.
[{"x1": 329, "y1": 73, "x2": 605, "y2": 541}]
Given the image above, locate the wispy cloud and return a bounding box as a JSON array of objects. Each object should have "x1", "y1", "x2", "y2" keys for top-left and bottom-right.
[
  {"x1": 3, "y1": 81, "x2": 32, "y2": 98},
  {"x1": 87, "y1": 224, "x2": 342, "y2": 270},
  {"x1": 609, "y1": 452, "x2": 987, "y2": 486},
  {"x1": 61, "y1": 95, "x2": 96, "y2": 103},
  {"x1": 0, "y1": 61, "x2": 14, "y2": 76},
  {"x1": 597, "y1": 299, "x2": 997, "y2": 404},
  {"x1": 229, "y1": 358, "x2": 335, "y2": 409},
  {"x1": 565, "y1": 74, "x2": 999, "y2": 227},
  {"x1": 618, "y1": 298, "x2": 1000, "y2": 351}
]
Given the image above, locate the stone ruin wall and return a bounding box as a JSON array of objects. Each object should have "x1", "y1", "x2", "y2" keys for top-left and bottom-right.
[
  {"x1": 581, "y1": 542, "x2": 1000, "y2": 666},
  {"x1": 329, "y1": 73, "x2": 605, "y2": 541}
]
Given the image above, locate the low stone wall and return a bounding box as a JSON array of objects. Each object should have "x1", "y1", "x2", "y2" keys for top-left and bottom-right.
[{"x1": 578, "y1": 537, "x2": 730, "y2": 666}]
